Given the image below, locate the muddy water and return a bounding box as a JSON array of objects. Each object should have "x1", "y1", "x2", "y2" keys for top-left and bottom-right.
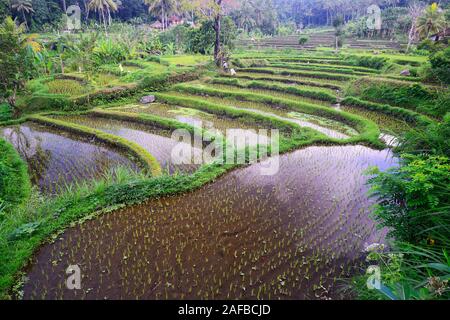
[
  {"x1": 1, "y1": 122, "x2": 139, "y2": 194},
  {"x1": 167, "y1": 92, "x2": 355, "y2": 139},
  {"x1": 56, "y1": 115, "x2": 203, "y2": 175},
  {"x1": 23, "y1": 145, "x2": 396, "y2": 300},
  {"x1": 114, "y1": 103, "x2": 268, "y2": 134},
  {"x1": 113, "y1": 103, "x2": 273, "y2": 147}
]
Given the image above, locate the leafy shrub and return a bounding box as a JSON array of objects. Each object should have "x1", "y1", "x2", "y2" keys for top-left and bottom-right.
[
  {"x1": 417, "y1": 39, "x2": 446, "y2": 54},
  {"x1": 348, "y1": 78, "x2": 443, "y2": 118},
  {"x1": 428, "y1": 47, "x2": 450, "y2": 85},
  {"x1": 298, "y1": 36, "x2": 309, "y2": 45},
  {"x1": 93, "y1": 38, "x2": 132, "y2": 66},
  {"x1": 23, "y1": 93, "x2": 71, "y2": 112},
  {"x1": 186, "y1": 17, "x2": 237, "y2": 55},
  {"x1": 159, "y1": 24, "x2": 191, "y2": 53},
  {"x1": 8, "y1": 222, "x2": 41, "y2": 241},
  {"x1": 368, "y1": 155, "x2": 450, "y2": 243},
  {"x1": 345, "y1": 55, "x2": 387, "y2": 69},
  {"x1": 0, "y1": 103, "x2": 12, "y2": 121},
  {"x1": 399, "y1": 114, "x2": 450, "y2": 157}
]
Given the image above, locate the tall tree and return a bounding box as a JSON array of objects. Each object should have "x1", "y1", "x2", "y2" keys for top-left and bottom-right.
[
  {"x1": 0, "y1": 17, "x2": 37, "y2": 112},
  {"x1": 188, "y1": 0, "x2": 238, "y2": 66},
  {"x1": 144, "y1": 0, "x2": 177, "y2": 30},
  {"x1": 406, "y1": 2, "x2": 425, "y2": 52},
  {"x1": 88, "y1": 0, "x2": 118, "y2": 33},
  {"x1": 416, "y1": 2, "x2": 446, "y2": 40},
  {"x1": 11, "y1": 0, "x2": 34, "y2": 30}
]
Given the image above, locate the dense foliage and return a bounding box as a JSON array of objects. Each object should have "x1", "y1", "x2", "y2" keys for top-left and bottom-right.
[
  {"x1": 0, "y1": 17, "x2": 36, "y2": 109},
  {"x1": 428, "y1": 46, "x2": 450, "y2": 85},
  {"x1": 0, "y1": 138, "x2": 31, "y2": 209}
]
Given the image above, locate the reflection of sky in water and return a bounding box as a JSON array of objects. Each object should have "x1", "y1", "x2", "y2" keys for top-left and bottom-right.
[
  {"x1": 234, "y1": 106, "x2": 350, "y2": 139},
  {"x1": 232, "y1": 145, "x2": 397, "y2": 205},
  {"x1": 1, "y1": 123, "x2": 137, "y2": 193},
  {"x1": 60, "y1": 117, "x2": 204, "y2": 173}
]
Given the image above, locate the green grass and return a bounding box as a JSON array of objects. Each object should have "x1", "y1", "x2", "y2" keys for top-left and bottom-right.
[
  {"x1": 270, "y1": 61, "x2": 380, "y2": 73},
  {"x1": 159, "y1": 55, "x2": 212, "y2": 66},
  {"x1": 29, "y1": 115, "x2": 162, "y2": 177},
  {"x1": 0, "y1": 98, "x2": 337, "y2": 299},
  {"x1": 341, "y1": 96, "x2": 433, "y2": 126},
  {"x1": 171, "y1": 84, "x2": 382, "y2": 147},
  {"x1": 266, "y1": 63, "x2": 374, "y2": 76},
  {"x1": 155, "y1": 92, "x2": 306, "y2": 136},
  {"x1": 46, "y1": 79, "x2": 90, "y2": 96},
  {"x1": 225, "y1": 72, "x2": 342, "y2": 90},
  {"x1": 91, "y1": 108, "x2": 217, "y2": 144},
  {"x1": 341, "y1": 105, "x2": 412, "y2": 135},
  {"x1": 346, "y1": 78, "x2": 442, "y2": 118},
  {"x1": 0, "y1": 138, "x2": 31, "y2": 209},
  {"x1": 0, "y1": 104, "x2": 12, "y2": 122},
  {"x1": 237, "y1": 67, "x2": 355, "y2": 82},
  {"x1": 208, "y1": 77, "x2": 338, "y2": 103}
]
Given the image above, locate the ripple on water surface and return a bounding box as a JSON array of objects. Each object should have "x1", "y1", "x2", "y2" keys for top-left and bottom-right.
[
  {"x1": 23, "y1": 145, "x2": 397, "y2": 300},
  {"x1": 1, "y1": 122, "x2": 139, "y2": 194}
]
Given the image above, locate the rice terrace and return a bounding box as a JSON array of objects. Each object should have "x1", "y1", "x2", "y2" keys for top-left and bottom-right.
[{"x1": 0, "y1": 0, "x2": 449, "y2": 304}]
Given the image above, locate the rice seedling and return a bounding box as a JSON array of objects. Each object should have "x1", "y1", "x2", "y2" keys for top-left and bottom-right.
[
  {"x1": 341, "y1": 106, "x2": 411, "y2": 135},
  {"x1": 52, "y1": 115, "x2": 203, "y2": 175},
  {"x1": 226, "y1": 72, "x2": 342, "y2": 91},
  {"x1": 207, "y1": 78, "x2": 337, "y2": 105},
  {"x1": 46, "y1": 79, "x2": 90, "y2": 96},
  {"x1": 0, "y1": 122, "x2": 139, "y2": 195},
  {"x1": 236, "y1": 67, "x2": 355, "y2": 82},
  {"x1": 165, "y1": 90, "x2": 351, "y2": 139},
  {"x1": 21, "y1": 145, "x2": 396, "y2": 300}
]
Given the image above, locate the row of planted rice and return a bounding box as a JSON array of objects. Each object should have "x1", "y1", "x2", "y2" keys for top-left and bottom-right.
[
  {"x1": 23, "y1": 145, "x2": 396, "y2": 300},
  {"x1": 21, "y1": 53, "x2": 403, "y2": 299}
]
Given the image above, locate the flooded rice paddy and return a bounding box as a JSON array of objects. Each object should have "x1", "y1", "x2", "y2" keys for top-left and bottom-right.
[
  {"x1": 112, "y1": 103, "x2": 266, "y2": 134},
  {"x1": 23, "y1": 145, "x2": 397, "y2": 300},
  {"x1": 54, "y1": 115, "x2": 204, "y2": 175},
  {"x1": 0, "y1": 122, "x2": 139, "y2": 194},
  {"x1": 166, "y1": 92, "x2": 355, "y2": 139},
  {"x1": 204, "y1": 82, "x2": 333, "y2": 107}
]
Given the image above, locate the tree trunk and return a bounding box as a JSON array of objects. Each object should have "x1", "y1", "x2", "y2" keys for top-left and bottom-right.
[
  {"x1": 61, "y1": 0, "x2": 67, "y2": 12},
  {"x1": 101, "y1": 10, "x2": 108, "y2": 35},
  {"x1": 8, "y1": 86, "x2": 17, "y2": 117},
  {"x1": 214, "y1": 14, "x2": 222, "y2": 67},
  {"x1": 22, "y1": 11, "x2": 28, "y2": 30},
  {"x1": 335, "y1": 35, "x2": 339, "y2": 53},
  {"x1": 213, "y1": 0, "x2": 223, "y2": 67},
  {"x1": 407, "y1": 23, "x2": 415, "y2": 52},
  {"x1": 84, "y1": 0, "x2": 89, "y2": 20},
  {"x1": 162, "y1": 6, "x2": 165, "y2": 31},
  {"x1": 107, "y1": 6, "x2": 112, "y2": 26}
]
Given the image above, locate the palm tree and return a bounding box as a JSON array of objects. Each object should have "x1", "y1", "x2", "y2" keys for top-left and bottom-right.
[
  {"x1": 416, "y1": 3, "x2": 446, "y2": 40},
  {"x1": 144, "y1": 0, "x2": 177, "y2": 31},
  {"x1": 88, "y1": 0, "x2": 118, "y2": 33},
  {"x1": 11, "y1": 0, "x2": 34, "y2": 30}
]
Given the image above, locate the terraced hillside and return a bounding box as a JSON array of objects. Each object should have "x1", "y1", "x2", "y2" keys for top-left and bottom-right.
[
  {"x1": 3, "y1": 51, "x2": 437, "y2": 300},
  {"x1": 236, "y1": 31, "x2": 403, "y2": 51}
]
